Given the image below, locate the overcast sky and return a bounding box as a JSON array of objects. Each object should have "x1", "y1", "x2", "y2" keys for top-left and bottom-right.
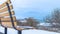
[{"x1": 0, "y1": 0, "x2": 60, "y2": 20}]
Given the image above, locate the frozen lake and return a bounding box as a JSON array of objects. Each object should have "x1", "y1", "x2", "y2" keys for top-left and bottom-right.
[{"x1": 0, "y1": 26, "x2": 60, "y2": 34}]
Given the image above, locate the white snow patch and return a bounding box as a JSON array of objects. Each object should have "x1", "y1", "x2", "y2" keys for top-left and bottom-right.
[
  {"x1": 7, "y1": 28, "x2": 17, "y2": 34},
  {"x1": 22, "y1": 30, "x2": 60, "y2": 34},
  {"x1": 0, "y1": 26, "x2": 4, "y2": 33}
]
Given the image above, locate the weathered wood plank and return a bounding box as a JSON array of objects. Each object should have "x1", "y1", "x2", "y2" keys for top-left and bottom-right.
[
  {"x1": 1, "y1": 22, "x2": 17, "y2": 28},
  {"x1": 1, "y1": 16, "x2": 16, "y2": 22},
  {"x1": 0, "y1": 11, "x2": 14, "y2": 17},
  {"x1": 0, "y1": 0, "x2": 11, "y2": 9},
  {"x1": 0, "y1": 5, "x2": 13, "y2": 13}
]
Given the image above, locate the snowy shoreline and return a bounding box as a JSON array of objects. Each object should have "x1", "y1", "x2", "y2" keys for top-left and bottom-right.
[{"x1": 0, "y1": 26, "x2": 60, "y2": 34}]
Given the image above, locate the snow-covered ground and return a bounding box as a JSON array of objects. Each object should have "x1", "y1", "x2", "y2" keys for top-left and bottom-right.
[{"x1": 0, "y1": 26, "x2": 60, "y2": 34}]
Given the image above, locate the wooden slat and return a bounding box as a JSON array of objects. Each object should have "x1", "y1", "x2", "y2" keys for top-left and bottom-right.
[
  {"x1": 0, "y1": 5, "x2": 13, "y2": 13},
  {"x1": 1, "y1": 16, "x2": 16, "y2": 22},
  {"x1": 7, "y1": 0, "x2": 11, "y2": 3},
  {"x1": 16, "y1": 27, "x2": 24, "y2": 30},
  {"x1": 0, "y1": 0, "x2": 11, "y2": 9},
  {"x1": 1, "y1": 22, "x2": 17, "y2": 28},
  {"x1": 0, "y1": 11, "x2": 14, "y2": 17}
]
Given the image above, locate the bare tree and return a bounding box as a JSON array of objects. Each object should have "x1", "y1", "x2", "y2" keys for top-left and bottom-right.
[
  {"x1": 17, "y1": 19, "x2": 23, "y2": 26},
  {"x1": 25, "y1": 17, "x2": 39, "y2": 27},
  {"x1": 45, "y1": 9, "x2": 60, "y2": 27}
]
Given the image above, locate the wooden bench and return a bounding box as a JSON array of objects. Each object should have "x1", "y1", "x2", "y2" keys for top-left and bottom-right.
[{"x1": 0, "y1": 0, "x2": 35, "y2": 31}]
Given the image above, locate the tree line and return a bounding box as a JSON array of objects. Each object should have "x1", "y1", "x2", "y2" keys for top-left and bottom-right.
[{"x1": 17, "y1": 17, "x2": 39, "y2": 28}]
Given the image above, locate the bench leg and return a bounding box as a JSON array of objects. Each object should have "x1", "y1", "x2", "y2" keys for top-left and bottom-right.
[
  {"x1": 18, "y1": 30, "x2": 21, "y2": 34},
  {"x1": 5, "y1": 28, "x2": 7, "y2": 34}
]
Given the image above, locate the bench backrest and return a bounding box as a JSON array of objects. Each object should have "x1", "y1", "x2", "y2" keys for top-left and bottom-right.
[{"x1": 0, "y1": 0, "x2": 17, "y2": 28}]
